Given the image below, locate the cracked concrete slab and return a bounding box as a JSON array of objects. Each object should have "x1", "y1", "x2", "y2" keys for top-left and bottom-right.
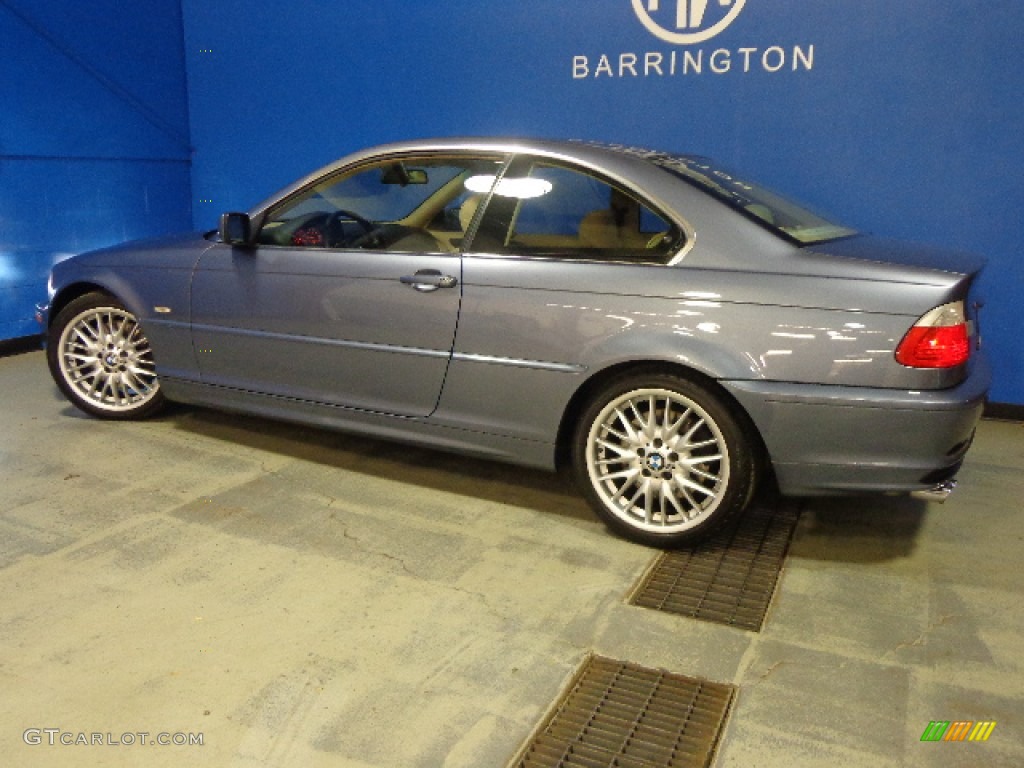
[{"x1": 1, "y1": 349, "x2": 1022, "y2": 767}]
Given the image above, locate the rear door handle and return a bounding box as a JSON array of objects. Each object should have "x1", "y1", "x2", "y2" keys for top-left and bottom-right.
[{"x1": 400, "y1": 269, "x2": 458, "y2": 292}]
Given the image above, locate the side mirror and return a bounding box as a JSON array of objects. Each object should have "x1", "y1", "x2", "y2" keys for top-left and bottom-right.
[{"x1": 219, "y1": 212, "x2": 253, "y2": 245}]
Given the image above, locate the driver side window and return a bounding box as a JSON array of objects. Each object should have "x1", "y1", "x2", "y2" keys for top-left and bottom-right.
[{"x1": 258, "y1": 155, "x2": 505, "y2": 252}]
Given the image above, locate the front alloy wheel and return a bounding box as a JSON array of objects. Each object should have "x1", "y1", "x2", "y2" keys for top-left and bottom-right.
[
  {"x1": 574, "y1": 374, "x2": 756, "y2": 547},
  {"x1": 47, "y1": 293, "x2": 165, "y2": 420}
]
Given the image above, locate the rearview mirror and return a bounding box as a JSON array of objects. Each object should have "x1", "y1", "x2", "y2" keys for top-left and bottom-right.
[
  {"x1": 219, "y1": 212, "x2": 253, "y2": 245},
  {"x1": 380, "y1": 164, "x2": 428, "y2": 186}
]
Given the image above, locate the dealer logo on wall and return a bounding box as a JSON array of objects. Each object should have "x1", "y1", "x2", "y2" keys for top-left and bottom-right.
[
  {"x1": 633, "y1": 0, "x2": 746, "y2": 45},
  {"x1": 572, "y1": 1, "x2": 814, "y2": 80}
]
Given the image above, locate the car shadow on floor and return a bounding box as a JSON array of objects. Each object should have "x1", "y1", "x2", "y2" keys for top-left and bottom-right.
[
  {"x1": 787, "y1": 494, "x2": 929, "y2": 563},
  {"x1": 168, "y1": 404, "x2": 598, "y2": 526},
  {"x1": 54, "y1": 396, "x2": 934, "y2": 558}
]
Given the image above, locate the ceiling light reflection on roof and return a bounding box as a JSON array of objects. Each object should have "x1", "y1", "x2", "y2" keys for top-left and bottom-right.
[{"x1": 464, "y1": 175, "x2": 553, "y2": 199}]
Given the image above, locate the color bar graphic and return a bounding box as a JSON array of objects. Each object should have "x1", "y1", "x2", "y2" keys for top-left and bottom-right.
[{"x1": 920, "y1": 720, "x2": 997, "y2": 742}]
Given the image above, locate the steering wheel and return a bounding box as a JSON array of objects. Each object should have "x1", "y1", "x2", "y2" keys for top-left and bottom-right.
[{"x1": 325, "y1": 209, "x2": 376, "y2": 247}]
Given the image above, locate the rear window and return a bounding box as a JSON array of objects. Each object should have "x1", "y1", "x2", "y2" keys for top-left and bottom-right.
[{"x1": 654, "y1": 155, "x2": 857, "y2": 246}]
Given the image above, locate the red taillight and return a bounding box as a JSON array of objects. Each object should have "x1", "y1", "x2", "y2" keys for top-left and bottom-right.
[{"x1": 895, "y1": 301, "x2": 971, "y2": 368}]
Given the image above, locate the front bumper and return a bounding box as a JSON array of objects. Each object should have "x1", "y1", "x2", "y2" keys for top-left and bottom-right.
[
  {"x1": 723, "y1": 353, "x2": 991, "y2": 496},
  {"x1": 35, "y1": 303, "x2": 51, "y2": 347}
]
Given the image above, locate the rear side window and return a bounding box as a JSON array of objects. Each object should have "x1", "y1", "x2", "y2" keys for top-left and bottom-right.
[
  {"x1": 655, "y1": 155, "x2": 857, "y2": 245},
  {"x1": 469, "y1": 158, "x2": 681, "y2": 263}
]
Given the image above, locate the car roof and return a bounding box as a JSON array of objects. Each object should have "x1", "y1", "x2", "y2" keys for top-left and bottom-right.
[
  {"x1": 250, "y1": 137, "x2": 678, "y2": 220},
  {"x1": 345, "y1": 136, "x2": 669, "y2": 162}
]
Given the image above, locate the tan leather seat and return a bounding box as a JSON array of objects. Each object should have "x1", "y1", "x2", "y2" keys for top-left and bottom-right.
[{"x1": 578, "y1": 190, "x2": 650, "y2": 249}]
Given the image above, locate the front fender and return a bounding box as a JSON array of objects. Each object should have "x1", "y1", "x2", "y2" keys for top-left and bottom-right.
[{"x1": 48, "y1": 257, "x2": 203, "y2": 382}]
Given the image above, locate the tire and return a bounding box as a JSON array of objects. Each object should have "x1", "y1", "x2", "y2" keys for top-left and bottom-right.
[
  {"x1": 47, "y1": 292, "x2": 166, "y2": 420},
  {"x1": 572, "y1": 373, "x2": 757, "y2": 547}
]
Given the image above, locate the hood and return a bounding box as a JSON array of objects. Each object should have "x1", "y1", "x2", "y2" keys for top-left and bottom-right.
[{"x1": 62, "y1": 232, "x2": 211, "y2": 271}]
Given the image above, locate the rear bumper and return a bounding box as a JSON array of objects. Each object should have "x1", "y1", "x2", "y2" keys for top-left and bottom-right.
[{"x1": 723, "y1": 354, "x2": 990, "y2": 496}]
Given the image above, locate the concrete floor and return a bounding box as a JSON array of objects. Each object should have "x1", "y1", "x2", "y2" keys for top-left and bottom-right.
[{"x1": 1, "y1": 347, "x2": 1021, "y2": 768}]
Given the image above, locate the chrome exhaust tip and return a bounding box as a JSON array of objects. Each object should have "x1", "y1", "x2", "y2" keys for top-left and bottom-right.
[{"x1": 910, "y1": 479, "x2": 958, "y2": 503}]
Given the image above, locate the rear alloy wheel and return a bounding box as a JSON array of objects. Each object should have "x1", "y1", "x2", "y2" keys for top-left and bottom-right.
[
  {"x1": 47, "y1": 293, "x2": 165, "y2": 420},
  {"x1": 573, "y1": 374, "x2": 756, "y2": 547}
]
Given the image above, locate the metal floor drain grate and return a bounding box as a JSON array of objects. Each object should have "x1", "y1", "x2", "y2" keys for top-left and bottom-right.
[
  {"x1": 511, "y1": 655, "x2": 734, "y2": 768},
  {"x1": 629, "y1": 497, "x2": 800, "y2": 631}
]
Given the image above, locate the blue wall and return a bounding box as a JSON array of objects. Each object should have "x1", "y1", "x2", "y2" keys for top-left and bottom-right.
[
  {"x1": 4, "y1": 1, "x2": 1021, "y2": 404},
  {"x1": 181, "y1": 0, "x2": 1023, "y2": 404},
  {"x1": 0, "y1": 0, "x2": 192, "y2": 339}
]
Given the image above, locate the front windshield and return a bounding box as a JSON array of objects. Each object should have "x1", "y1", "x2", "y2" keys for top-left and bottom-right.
[{"x1": 654, "y1": 155, "x2": 857, "y2": 245}]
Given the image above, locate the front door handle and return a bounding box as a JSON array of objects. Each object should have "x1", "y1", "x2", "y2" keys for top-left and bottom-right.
[{"x1": 400, "y1": 269, "x2": 458, "y2": 292}]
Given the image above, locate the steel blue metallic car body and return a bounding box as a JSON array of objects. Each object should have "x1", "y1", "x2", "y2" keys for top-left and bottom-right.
[{"x1": 42, "y1": 138, "x2": 990, "y2": 546}]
